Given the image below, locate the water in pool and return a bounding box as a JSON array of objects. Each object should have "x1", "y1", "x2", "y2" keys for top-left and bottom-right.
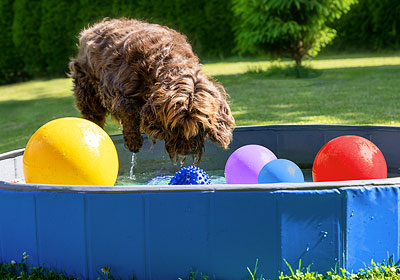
[
  {"x1": 116, "y1": 154, "x2": 398, "y2": 185},
  {"x1": 116, "y1": 169, "x2": 399, "y2": 186},
  {"x1": 117, "y1": 169, "x2": 226, "y2": 185},
  {"x1": 116, "y1": 169, "x2": 318, "y2": 185}
]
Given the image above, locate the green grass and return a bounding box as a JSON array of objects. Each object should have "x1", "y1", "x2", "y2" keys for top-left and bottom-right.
[
  {"x1": 210, "y1": 55, "x2": 400, "y2": 126},
  {"x1": 1, "y1": 52, "x2": 400, "y2": 154},
  {"x1": 2, "y1": 257, "x2": 400, "y2": 280}
]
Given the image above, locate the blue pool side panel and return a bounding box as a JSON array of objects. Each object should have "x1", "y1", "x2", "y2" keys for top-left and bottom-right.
[
  {"x1": 279, "y1": 189, "x2": 343, "y2": 274},
  {"x1": 1, "y1": 185, "x2": 400, "y2": 279},
  {"x1": 345, "y1": 186, "x2": 400, "y2": 271},
  {"x1": 2, "y1": 125, "x2": 400, "y2": 279}
]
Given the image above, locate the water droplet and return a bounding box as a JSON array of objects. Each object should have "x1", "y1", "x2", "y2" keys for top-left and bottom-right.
[
  {"x1": 371, "y1": 216, "x2": 374, "y2": 220},
  {"x1": 129, "y1": 153, "x2": 137, "y2": 180},
  {"x1": 320, "y1": 231, "x2": 328, "y2": 238},
  {"x1": 350, "y1": 211, "x2": 354, "y2": 217},
  {"x1": 306, "y1": 247, "x2": 310, "y2": 252}
]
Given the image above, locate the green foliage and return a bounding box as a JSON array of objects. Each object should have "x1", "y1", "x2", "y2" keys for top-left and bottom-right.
[
  {"x1": 247, "y1": 62, "x2": 322, "y2": 79},
  {"x1": 178, "y1": 271, "x2": 209, "y2": 280},
  {"x1": 39, "y1": 0, "x2": 80, "y2": 75},
  {"x1": 0, "y1": 0, "x2": 234, "y2": 83},
  {"x1": 132, "y1": 0, "x2": 234, "y2": 58},
  {"x1": 0, "y1": 252, "x2": 76, "y2": 279},
  {"x1": 2, "y1": 256, "x2": 400, "y2": 280},
  {"x1": 332, "y1": 0, "x2": 400, "y2": 50},
  {"x1": 0, "y1": 0, "x2": 26, "y2": 85},
  {"x1": 2, "y1": 0, "x2": 399, "y2": 84},
  {"x1": 111, "y1": 0, "x2": 137, "y2": 18},
  {"x1": 278, "y1": 258, "x2": 400, "y2": 280},
  {"x1": 201, "y1": 0, "x2": 235, "y2": 58},
  {"x1": 174, "y1": 1, "x2": 208, "y2": 53},
  {"x1": 232, "y1": 0, "x2": 357, "y2": 65},
  {"x1": 12, "y1": 0, "x2": 45, "y2": 75},
  {"x1": 78, "y1": 0, "x2": 114, "y2": 27}
]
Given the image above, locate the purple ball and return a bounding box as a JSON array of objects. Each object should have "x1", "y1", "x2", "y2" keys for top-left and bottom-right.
[{"x1": 224, "y1": 145, "x2": 277, "y2": 184}]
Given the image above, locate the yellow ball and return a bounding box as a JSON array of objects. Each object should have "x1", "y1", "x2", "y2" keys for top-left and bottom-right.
[{"x1": 23, "y1": 117, "x2": 119, "y2": 186}]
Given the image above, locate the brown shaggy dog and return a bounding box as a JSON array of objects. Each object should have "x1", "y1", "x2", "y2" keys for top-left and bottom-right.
[{"x1": 69, "y1": 18, "x2": 235, "y2": 164}]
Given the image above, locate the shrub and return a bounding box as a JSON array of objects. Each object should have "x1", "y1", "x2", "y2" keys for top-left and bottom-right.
[{"x1": 232, "y1": 0, "x2": 357, "y2": 66}]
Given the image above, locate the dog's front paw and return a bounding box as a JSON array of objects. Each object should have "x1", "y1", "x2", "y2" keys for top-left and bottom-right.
[{"x1": 123, "y1": 134, "x2": 144, "y2": 153}]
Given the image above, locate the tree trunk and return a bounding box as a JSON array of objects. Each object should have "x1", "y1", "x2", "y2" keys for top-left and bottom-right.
[
  {"x1": 293, "y1": 53, "x2": 303, "y2": 78},
  {"x1": 294, "y1": 41, "x2": 304, "y2": 67},
  {"x1": 295, "y1": 57, "x2": 302, "y2": 67}
]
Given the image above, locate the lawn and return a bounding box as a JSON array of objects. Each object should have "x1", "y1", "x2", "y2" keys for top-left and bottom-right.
[{"x1": 1, "y1": 52, "x2": 400, "y2": 154}]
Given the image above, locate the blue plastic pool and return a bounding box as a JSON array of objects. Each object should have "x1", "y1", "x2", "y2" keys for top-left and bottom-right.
[{"x1": 1, "y1": 125, "x2": 400, "y2": 280}]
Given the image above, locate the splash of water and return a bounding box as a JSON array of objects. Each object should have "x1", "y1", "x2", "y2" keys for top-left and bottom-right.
[{"x1": 129, "y1": 153, "x2": 137, "y2": 181}]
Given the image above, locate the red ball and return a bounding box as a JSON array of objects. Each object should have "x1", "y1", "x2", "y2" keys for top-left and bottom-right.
[{"x1": 312, "y1": 135, "x2": 387, "y2": 182}]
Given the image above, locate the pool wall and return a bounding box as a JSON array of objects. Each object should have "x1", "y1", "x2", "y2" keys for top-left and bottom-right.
[{"x1": 1, "y1": 125, "x2": 400, "y2": 279}]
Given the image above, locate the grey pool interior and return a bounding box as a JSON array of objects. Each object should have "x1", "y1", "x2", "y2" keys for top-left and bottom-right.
[
  {"x1": 2, "y1": 124, "x2": 400, "y2": 191},
  {"x1": 1, "y1": 125, "x2": 400, "y2": 280}
]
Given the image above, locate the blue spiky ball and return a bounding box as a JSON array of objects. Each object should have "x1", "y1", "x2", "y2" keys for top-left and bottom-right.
[{"x1": 169, "y1": 166, "x2": 211, "y2": 185}]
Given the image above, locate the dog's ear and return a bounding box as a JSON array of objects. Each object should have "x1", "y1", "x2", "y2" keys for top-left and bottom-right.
[
  {"x1": 192, "y1": 78, "x2": 235, "y2": 149},
  {"x1": 207, "y1": 95, "x2": 235, "y2": 149},
  {"x1": 140, "y1": 99, "x2": 166, "y2": 140}
]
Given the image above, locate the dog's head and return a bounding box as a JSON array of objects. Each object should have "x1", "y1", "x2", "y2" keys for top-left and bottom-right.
[{"x1": 140, "y1": 71, "x2": 235, "y2": 164}]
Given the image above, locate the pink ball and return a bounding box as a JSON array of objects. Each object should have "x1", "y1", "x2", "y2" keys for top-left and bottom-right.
[{"x1": 225, "y1": 145, "x2": 277, "y2": 184}]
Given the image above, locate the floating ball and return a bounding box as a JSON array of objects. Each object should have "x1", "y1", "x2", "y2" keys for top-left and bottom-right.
[
  {"x1": 169, "y1": 166, "x2": 211, "y2": 185},
  {"x1": 312, "y1": 135, "x2": 387, "y2": 182},
  {"x1": 23, "y1": 117, "x2": 119, "y2": 186},
  {"x1": 258, "y1": 159, "x2": 304, "y2": 184},
  {"x1": 225, "y1": 144, "x2": 277, "y2": 184}
]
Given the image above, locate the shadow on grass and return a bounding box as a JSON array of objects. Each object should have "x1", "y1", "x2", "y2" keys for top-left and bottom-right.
[
  {"x1": 202, "y1": 51, "x2": 400, "y2": 64},
  {"x1": 246, "y1": 64, "x2": 323, "y2": 79}
]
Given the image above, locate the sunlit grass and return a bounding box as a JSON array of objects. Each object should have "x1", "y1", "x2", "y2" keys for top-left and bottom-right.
[
  {"x1": 1, "y1": 53, "x2": 400, "y2": 153},
  {"x1": 0, "y1": 78, "x2": 73, "y2": 102}
]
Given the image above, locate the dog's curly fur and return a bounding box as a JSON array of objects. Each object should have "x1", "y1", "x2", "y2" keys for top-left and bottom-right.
[{"x1": 69, "y1": 18, "x2": 235, "y2": 163}]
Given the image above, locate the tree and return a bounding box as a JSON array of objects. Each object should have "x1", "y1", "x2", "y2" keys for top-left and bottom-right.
[{"x1": 232, "y1": 0, "x2": 357, "y2": 66}]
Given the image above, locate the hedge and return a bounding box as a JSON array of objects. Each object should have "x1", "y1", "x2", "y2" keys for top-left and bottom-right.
[
  {"x1": 0, "y1": 0, "x2": 25, "y2": 84},
  {"x1": 12, "y1": 0, "x2": 45, "y2": 76},
  {"x1": 0, "y1": 0, "x2": 399, "y2": 85},
  {"x1": 0, "y1": 0, "x2": 234, "y2": 83},
  {"x1": 330, "y1": 0, "x2": 400, "y2": 50},
  {"x1": 40, "y1": 0, "x2": 80, "y2": 75}
]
